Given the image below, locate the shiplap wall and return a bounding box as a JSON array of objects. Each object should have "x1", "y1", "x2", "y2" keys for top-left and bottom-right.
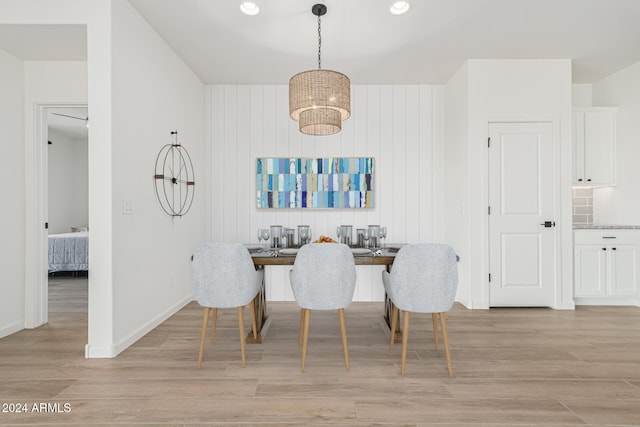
[{"x1": 207, "y1": 84, "x2": 446, "y2": 301}]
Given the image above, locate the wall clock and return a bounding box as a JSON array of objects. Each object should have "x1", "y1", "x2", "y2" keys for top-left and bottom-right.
[{"x1": 154, "y1": 130, "x2": 195, "y2": 217}]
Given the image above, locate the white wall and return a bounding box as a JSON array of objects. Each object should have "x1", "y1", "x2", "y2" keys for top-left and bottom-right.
[
  {"x1": 24, "y1": 62, "x2": 87, "y2": 104},
  {"x1": 207, "y1": 84, "x2": 446, "y2": 301},
  {"x1": 47, "y1": 130, "x2": 88, "y2": 234},
  {"x1": 109, "y1": 0, "x2": 206, "y2": 353},
  {"x1": 445, "y1": 59, "x2": 574, "y2": 309},
  {"x1": 1, "y1": 0, "x2": 205, "y2": 358},
  {"x1": 0, "y1": 48, "x2": 25, "y2": 338},
  {"x1": 0, "y1": 0, "x2": 114, "y2": 353},
  {"x1": 572, "y1": 84, "x2": 593, "y2": 107},
  {"x1": 591, "y1": 62, "x2": 640, "y2": 224},
  {"x1": 444, "y1": 62, "x2": 471, "y2": 307},
  {"x1": 71, "y1": 135, "x2": 89, "y2": 228}
]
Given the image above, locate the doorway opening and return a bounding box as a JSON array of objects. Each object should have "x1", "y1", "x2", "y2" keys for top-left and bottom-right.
[
  {"x1": 29, "y1": 104, "x2": 89, "y2": 329},
  {"x1": 46, "y1": 106, "x2": 89, "y2": 325}
]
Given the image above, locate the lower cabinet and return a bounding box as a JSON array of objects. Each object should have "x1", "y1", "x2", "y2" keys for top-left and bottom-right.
[{"x1": 574, "y1": 230, "x2": 640, "y2": 305}]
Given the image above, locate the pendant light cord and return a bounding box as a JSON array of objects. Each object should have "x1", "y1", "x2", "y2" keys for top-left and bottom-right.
[{"x1": 317, "y1": 13, "x2": 322, "y2": 69}]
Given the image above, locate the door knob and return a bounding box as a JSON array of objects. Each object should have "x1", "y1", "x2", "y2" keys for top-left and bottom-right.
[{"x1": 540, "y1": 221, "x2": 556, "y2": 228}]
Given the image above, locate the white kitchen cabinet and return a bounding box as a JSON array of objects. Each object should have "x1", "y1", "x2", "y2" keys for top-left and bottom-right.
[
  {"x1": 572, "y1": 108, "x2": 616, "y2": 186},
  {"x1": 574, "y1": 230, "x2": 639, "y2": 305},
  {"x1": 574, "y1": 244, "x2": 607, "y2": 297}
]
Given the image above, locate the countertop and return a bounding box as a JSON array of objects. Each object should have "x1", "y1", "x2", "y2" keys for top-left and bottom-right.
[{"x1": 573, "y1": 224, "x2": 640, "y2": 230}]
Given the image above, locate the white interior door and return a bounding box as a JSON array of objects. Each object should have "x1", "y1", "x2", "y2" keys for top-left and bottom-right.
[{"x1": 488, "y1": 122, "x2": 556, "y2": 307}]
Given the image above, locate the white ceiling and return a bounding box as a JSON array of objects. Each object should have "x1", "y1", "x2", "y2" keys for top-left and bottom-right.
[
  {"x1": 127, "y1": 0, "x2": 640, "y2": 84},
  {"x1": 0, "y1": 24, "x2": 86, "y2": 60},
  {"x1": 1, "y1": 0, "x2": 640, "y2": 85}
]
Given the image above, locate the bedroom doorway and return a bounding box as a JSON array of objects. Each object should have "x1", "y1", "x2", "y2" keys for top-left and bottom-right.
[
  {"x1": 47, "y1": 106, "x2": 89, "y2": 320},
  {"x1": 29, "y1": 103, "x2": 88, "y2": 328}
]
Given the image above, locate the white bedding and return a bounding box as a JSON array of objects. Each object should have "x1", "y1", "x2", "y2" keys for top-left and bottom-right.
[{"x1": 48, "y1": 231, "x2": 88, "y2": 272}]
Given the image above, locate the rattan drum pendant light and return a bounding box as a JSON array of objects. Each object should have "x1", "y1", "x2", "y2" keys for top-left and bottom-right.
[{"x1": 289, "y1": 4, "x2": 350, "y2": 136}]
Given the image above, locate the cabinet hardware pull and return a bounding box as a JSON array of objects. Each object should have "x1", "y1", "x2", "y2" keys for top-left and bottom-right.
[
  {"x1": 602, "y1": 247, "x2": 607, "y2": 250},
  {"x1": 578, "y1": 178, "x2": 583, "y2": 182},
  {"x1": 612, "y1": 247, "x2": 617, "y2": 250},
  {"x1": 587, "y1": 178, "x2": 592, "y2": 182},
  {"x1": 603, "y1": 236, "x2": 617, "y2": 239}
]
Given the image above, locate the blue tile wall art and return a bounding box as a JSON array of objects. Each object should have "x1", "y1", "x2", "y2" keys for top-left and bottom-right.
[{"x1": 256, "y1": 157, "x2": 375, "y2": 209}]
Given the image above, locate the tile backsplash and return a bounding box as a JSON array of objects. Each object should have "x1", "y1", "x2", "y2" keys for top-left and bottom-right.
[{"x1": 572, "y1": 187, "x2": 593, "y2": 224}]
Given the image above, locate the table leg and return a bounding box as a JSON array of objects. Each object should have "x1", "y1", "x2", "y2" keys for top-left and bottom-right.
[
  {"x1": 246, "y1": 268, "x2": 270, "y2": 343},
  {"x1": 381, "y1": 264, "x2": 402, "y2": 343},
  {"x1": 381, "y1": 294, "x2": 403, "y2": 343}
]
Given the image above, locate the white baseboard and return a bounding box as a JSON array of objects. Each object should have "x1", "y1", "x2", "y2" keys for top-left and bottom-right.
[
  {"x1": 574, "y1": 296, "x2": 639, "y2": 306},
  {"x1": 84, "y1": 294, "x2": 192, "y2": 358},
  {"x1": 0, "y1": 320, "x2": 24, "y2": 339},
  {"x1": 555, "y1": 301, "x2": 576, "y2": 310}
]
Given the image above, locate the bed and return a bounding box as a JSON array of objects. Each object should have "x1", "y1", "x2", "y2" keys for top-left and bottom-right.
[{"x1": 48, "y1": 231, "x2": 89, "y2": 272}]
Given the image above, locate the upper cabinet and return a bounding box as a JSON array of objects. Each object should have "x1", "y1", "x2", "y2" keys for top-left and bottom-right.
[{"x1": 572, "y1": 108, "x2": 617, "y2": 186}]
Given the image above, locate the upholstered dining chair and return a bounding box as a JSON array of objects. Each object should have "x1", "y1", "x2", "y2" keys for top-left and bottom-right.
[
  {"x1": 382, "y1": 243, "x2": 458, "y2": 377},
  {"x1": 289, "y1": 243, "x2": 356, "y2": 373},
  {"x1": 192, "y1": 242, "x2": 263, "y2": 368}
]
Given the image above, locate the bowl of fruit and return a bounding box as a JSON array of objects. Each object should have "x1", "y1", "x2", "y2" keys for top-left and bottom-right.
[{"x1": 314, "y1": 235, "x2": 336, "y2": 243}]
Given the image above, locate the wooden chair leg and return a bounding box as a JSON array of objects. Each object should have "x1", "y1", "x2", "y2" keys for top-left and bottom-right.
[
  {"x1": 210, "y1": 308, "x2": 218, "y2": 343},
  {"x1": 390, "y1": 305, "x2": 398, "y2": 348},
  {"x1": 432, "y1": 313, "x2": 439, "y2": 349},
  {"x1": 338, "y1": 308, "x2": 350, "y2": 370},
  {"x1": 301, "y1": 309, "x2": 311, "y2": 373},
  {"x1": 249, "y1": 300, "x2": 258, "y2": 340},
  {"x1": 401, "y1": 310, "x2": 410, "y2": 376},
  {"x1": 237, "y1": 306, "x2": 247, "y2": 368},
  {"x1": 197, "y1": 308, "x2": 210, "y2": 368},
  {"x1": 298, "y1": 308, "x2": 305, "y2": 346},
  {"x1": 439, "y1": 312, "x2": 453, "y2": 378}
]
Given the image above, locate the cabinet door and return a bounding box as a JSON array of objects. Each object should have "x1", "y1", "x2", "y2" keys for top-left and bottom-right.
[
  {"x1": 583, "y1": 111, "x2": 615, "y2": 185},
  {"x1": 609, "y1": 244, "x2": 638, "y2": 296},
  {"x1": 574, "y1": 245, "x2": 607, "y2": 297}
]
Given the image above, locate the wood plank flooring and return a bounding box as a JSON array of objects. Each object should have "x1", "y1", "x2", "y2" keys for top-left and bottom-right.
[{"x1": 1, "y1": 275, "x2": 639, "y2": 426}]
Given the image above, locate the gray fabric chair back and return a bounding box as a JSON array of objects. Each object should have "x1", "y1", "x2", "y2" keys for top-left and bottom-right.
[
  {"x1": 192, "y1": 242, "x2": 261, "y2": 308},
  {"x1": 290, "y1": 243, "x2": 356, "y2": 310},
  {"x1": 386, "y1": 244, "x2": 458, "y2": 313}
]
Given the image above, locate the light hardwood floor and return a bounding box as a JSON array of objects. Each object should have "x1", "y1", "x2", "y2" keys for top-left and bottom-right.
[{"x1": 1, "y1": 276, "x2": 639, "y2": 426}]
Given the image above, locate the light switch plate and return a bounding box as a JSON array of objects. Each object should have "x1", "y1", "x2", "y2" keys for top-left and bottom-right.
[{"x1": 123, "y1": 198, "x2": 135, "y2": 215}]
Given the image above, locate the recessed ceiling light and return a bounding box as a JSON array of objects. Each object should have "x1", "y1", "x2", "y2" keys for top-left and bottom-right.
[
  {"x1": 390, "y1": 1, "x2": 410, "y2": 15},
  {"x1": 240, "y1": 1, "x2": 259, "y2": 16}
]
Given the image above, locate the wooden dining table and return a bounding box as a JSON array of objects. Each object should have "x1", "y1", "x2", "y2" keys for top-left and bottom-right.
[{"x1": 247, "y1": 246, "x2": 400, "y2": 343}]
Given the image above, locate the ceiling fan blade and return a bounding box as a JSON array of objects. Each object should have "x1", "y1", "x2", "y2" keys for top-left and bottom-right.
[{"x1": 52, "y1": 112, "x2": 88, "y2": 121}]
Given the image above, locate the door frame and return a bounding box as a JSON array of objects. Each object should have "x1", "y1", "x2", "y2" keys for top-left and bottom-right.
[
  {"x1": 24, "y1": 102, "x2": 88, "y2": 328},
  {"x1": 483, "y1": 116, "x2": 573, "y2": 309}
]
